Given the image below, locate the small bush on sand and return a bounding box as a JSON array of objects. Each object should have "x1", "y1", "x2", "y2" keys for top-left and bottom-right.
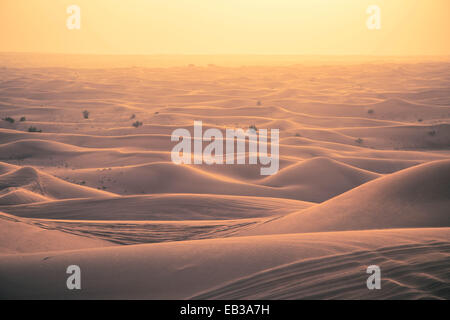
[
  {"x1": 418, "y1": 118, "x2": 423, "y2": 122},
  {"x1": 257, "y1": 100, "x2": 262, "y2": 106},
  {"x1": 355, "y1": 138, "x2": 363, "y2": 144},
  {"x1": 428, "y1": 130, "x2": 436, "y2": 136},
  {"x1": 82, "y1": 110, "x2": 90, "y2": 119},
  {"x1": 295, "y1": 133, "x2": 301, "y2": 137},
  {"x1": 132, "y1": 121, "x2": 143, "y2": 128},
  {"x1": 28, "y1": 126, "x2": 42, "y2": 133},
  {"x1": 367, "y1": 109, "x2": 374, "y2": 114},
  {"x1": 249, "y1": 124, "x2": 258, "y2": 132},
  {"x1": 2, "y1": 117, "x2": 14, "y2": 124},
  {"x1": 130, "y1": 114, "x2": 136, "y2": 120},
  {"x1": 20, "y1": 116, "x2": 26, "y2": 122}
]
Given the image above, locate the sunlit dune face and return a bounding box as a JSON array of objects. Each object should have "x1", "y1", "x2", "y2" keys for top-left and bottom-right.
[{"x1": 0, "y1": 0, "x2": 449, "y2": 55}]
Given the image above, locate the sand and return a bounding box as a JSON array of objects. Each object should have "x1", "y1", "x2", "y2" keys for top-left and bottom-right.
[{"x1": 0, "y1": 54, "x2": 449, "y2": 299}]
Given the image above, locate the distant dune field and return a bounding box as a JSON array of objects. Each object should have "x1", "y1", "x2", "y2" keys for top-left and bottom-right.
[{"x1": 0, "y1": 57, "x2": 449, "y2": 299}]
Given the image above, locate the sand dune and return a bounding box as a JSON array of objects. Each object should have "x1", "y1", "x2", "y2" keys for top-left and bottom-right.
[
  {"x1": 14, "y1": 218, "x2": 264, "y2": 245},
  {"x1": 0, "y1": 212, "x2": 113, "y2": 254},
  {"x1": 333, "y1": 157, "x2": 421, "y2": 174},
  {"x1": 0, "y1": 188, "x2": 50, "y2": 205},
  {"x1": 0, "y1": 228, "x2": 448, "y2": 299},
  {"x1": 192, "y1": 233, "x2": 450, "y2": 299},
  {"x1": 337, "y1": 123, "x2": 450, "y2": 150},
  {"x1": 260, "y1": 157, "x2": 380, "y2": 202},
  {"x1": 0, "y1": 161, "x2": 17, "y2": 175},
  {"x1": 38, "y1": 158, "x2": 378, "y2": 202},
  {"x1": 275, "y1": 99, "x2": 449, "y2": 122},
  {"x1": 0, "y1": 163, "x2": 115, "y2": 204},
  {"x1": 0, "y1": 139, "x2": 85, "y2": 156},
  {"x1": 0, "y1": 193, "x2": 312, "y2": 221},
  {"x1": 0, "y1": 128, "x2": 173, "y2": 150},
  {"x1": 0, "y1": 137, "x2": 169, "y2": 169},
  {"x1": 367, "y1": 98, "x2": 450, "y2": 121},
  {"x1": 239, "y1": 160, "x2": 450, "y2": 236}
]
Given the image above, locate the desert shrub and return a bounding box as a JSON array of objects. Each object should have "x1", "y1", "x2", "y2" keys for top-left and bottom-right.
[
  {"x1": 295, "y1": 133, "x2": 301, "y2": 137},
  {"x1": 132, "y1": 121, "x2": 143, "y2": 128},
  {"x1": 2, "y1": 117, "x2": 14, "y2": 123},
  {"x1": 249, "y1": 124, "x2": 258, "y2": 132},
  {"x1": 428, "y1": 130, "x2": 436, "y2": 136},
  {"x1": 28, "y1": 126, "x2": 42, "y2": 133},
  {"x1": 82, "y1": 110, "x2": 90, "y2": 119},
  {"x1": 130, "y1": 114, "x2": 136, "y2": 120},
  {"x1": 367, "y1": 109, "x2": 374, "y2": 114},
  {"x1": 20, "y1": 116, "x2": 26, "y2": 122},
  {"x1": 355, "y1": 138, "x2": 363, "y2": 144},
  {"x1": 418, "y1": 118, "x2": 423, "y2": 122},
  {"x1": 257, "y1": 100, "x2": 262, "y2": 106}
]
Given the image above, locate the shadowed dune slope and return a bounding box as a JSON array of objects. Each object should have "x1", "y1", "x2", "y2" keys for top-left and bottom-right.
[
  {"x1": 239, "y1": 160, "x2": 450, "y2": 236},
  {"x1": 0, "y1": 139, "x2": 85, "y2": 156},
  {"x1": 337, "y1": 123, "x2": 450, "y2": 150},
  {"x1": 40, "y1": 158, "x2": 379, "y2": 203},
  {"x1": 0, "y1": 163, "x2": 116, "y2": 204},
  {"x1": 0, "y1": 194, "x2": 313, "y2": 221},
  {"x1": 261, "y1": 157, "x2": 380, "y2": 199},
  {"x1": 0, "y1": 212, "x2": 113, "y2": 254},
  {"x1": 0, "y1": 162, "x2": 18, "y2": 175},
  {"x1": 0, "y1": 188, "x2": 50, "y2": 205},
  {"x1": 367, "y1": 98, "x2": 450, "y2": 121}
]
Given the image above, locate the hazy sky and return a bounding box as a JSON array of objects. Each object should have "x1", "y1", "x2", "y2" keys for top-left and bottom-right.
[{"x1": 1, "y1": 0, "x2": 449, "y2": 55}]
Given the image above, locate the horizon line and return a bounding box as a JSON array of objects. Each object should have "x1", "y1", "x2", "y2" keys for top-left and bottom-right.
[{"x1": 1, "y1": 51, "x2": 450, "y2": 58}]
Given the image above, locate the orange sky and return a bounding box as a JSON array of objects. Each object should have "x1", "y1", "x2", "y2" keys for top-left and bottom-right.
[{"x1": 1, "y1": 0, "x2": 449, "y2": 56}]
